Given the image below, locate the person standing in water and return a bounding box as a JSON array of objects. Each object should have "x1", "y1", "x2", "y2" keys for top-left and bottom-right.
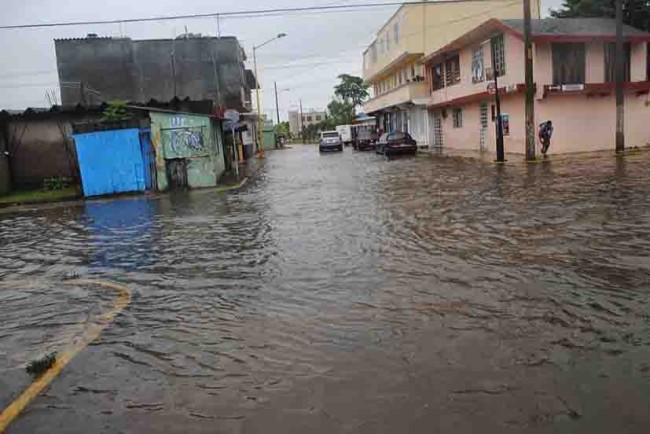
[{"x1": 539, "y1": 120, "x2": 553, "y2": 156}]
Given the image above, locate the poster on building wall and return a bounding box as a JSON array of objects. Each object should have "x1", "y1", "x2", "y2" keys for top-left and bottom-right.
[{"x1": 501, "y1": 114, "x2": 510, "y2": 136}]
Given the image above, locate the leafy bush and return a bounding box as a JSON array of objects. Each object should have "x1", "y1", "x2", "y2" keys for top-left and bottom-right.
[{"x1": 102, "y1": 100, "x2": 128, "y2": 122}]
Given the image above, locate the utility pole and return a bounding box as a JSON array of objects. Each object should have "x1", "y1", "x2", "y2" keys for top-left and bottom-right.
[
  {"x1": 253, "y1": 46, "x2": 262, "y2": 153},
  {"x1": 615, "y1": 0, "x2": 625, "y2": 152},
  {"x1": 491, "y1": 41, "x2": 505, "y2": 162},
  {"x1": 523, "y1": 0, "x2": 536, "y2": 160},
  {"x1": 274, "y1": 81, "x2": 280, "y2": 125}
]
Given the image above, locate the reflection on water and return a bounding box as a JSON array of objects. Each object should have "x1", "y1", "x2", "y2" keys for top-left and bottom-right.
[
  {"x1": 85, "y1": 199, "x2": 159, "y2": 271},
  {"x1": 1, "y1": 148, "x2": 650, "y2": 433}
]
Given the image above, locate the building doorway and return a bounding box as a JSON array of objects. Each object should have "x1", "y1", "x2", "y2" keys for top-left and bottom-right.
[
  {"x1": 479, "y1": 102, "x2": 488, "y2": 151},
  {"x1": 430, "y1": 111, "x2": 443, "y2": 149},
  {"x1": 166, "y1": 158, "x2": 189, "y2": 189}
]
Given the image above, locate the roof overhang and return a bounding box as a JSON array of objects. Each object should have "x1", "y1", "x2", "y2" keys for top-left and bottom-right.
[
  {"x1": 365, "y1": 52, "x2": 424, "y2": 84},
  {"x1": 530, "y1": 34, "x2": 650, "y2": 43}
]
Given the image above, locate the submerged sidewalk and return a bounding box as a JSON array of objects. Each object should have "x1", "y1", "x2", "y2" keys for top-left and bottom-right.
[
  {"x1": 420, "y1": 145, "x2": 650, "y2": 164},
  {"x1": 0, "y1": 157, "x2": 265, "y2": 215}
]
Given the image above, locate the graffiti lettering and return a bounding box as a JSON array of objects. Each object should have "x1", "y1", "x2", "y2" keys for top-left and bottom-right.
[{"x1": 170, "y1": 116, "x2": 185, "y2": 128}]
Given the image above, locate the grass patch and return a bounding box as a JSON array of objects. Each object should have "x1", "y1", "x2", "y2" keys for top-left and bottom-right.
[{"x1": 0, "y1": 187, "x2": 79, "y2": 205}]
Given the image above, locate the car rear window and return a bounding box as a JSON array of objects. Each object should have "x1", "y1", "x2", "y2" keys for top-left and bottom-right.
[
  {"x1": 322, "y1": 132, "x2": 339, "y2": 138},
  {"x1": 389, "y1": 132, "x2": 406, "y2": 141}
]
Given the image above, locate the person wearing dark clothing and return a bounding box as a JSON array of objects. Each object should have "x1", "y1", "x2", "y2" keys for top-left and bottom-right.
[{"x1": 539, "y1": 120, "x2": 553, "y2": 155}]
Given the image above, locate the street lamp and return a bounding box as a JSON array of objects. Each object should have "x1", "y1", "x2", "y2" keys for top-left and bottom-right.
[{"x1": 253, "y1": 32, "x2": 287, "y2": 156}]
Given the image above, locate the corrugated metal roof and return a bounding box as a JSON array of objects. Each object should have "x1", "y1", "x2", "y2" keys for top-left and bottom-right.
[{"x1": 502, "y1": 18, "x2": 650, "y2": 37}]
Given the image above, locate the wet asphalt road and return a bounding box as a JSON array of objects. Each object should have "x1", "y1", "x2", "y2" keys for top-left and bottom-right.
[{"x1": 1, "y1": 145, "x2": 649, "y2": 433}]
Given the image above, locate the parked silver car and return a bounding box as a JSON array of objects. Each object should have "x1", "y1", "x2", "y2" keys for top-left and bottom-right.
[{"x1": 319, "y1": 131, "x2": 343, "y2": 152}]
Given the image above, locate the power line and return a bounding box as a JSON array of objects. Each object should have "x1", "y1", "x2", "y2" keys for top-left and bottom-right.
[{"x1": 0, "y1": 0, "x2": 519, "y2": 30}]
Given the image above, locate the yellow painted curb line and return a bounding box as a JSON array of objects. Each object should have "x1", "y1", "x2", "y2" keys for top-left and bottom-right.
[{"x1": 0, "y1": 279, "x2": 132, "y2": 433}]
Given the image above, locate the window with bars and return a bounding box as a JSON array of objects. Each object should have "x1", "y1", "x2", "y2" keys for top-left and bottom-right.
[
  {"x1": 444, "y1": 55, "x2": 461, "y2": 86},
  {"x1": 490, "y1": 34, "x2": 506, "y2": 77},
  {"x1": 471, "y1": 47, "x2": 485, "y2": 83},
  {"x1": 452, "y1": 108, "x2": 463, "y2": 128},
  {"x1": 604, "y1": 42, "x2": 631, "y2": 82},
  {"x1": 552, "y1": 43, "x2": 585, "y2": 85}
]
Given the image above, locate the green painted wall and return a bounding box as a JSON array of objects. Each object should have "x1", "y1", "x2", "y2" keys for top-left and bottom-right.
[
  {"x1": 150, "y1": 112, "x2": 225, "y2": 190},
  {"x1": 262, "y1": 127, "x2": 276, "y2": 151}
]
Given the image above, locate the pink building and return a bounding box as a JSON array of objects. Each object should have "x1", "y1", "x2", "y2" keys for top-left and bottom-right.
[{"x1": 421, "y1": 18, "x2": 650, "y2": 156}]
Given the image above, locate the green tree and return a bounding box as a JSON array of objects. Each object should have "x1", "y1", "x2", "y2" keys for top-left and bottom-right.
[
  {"x1": 327, "y1": 99, "x2": 355, "y2": 126},
  {"x1": 550, "y1": 0, "x2": 650, "y2": 31},
  {"x1": 274, "y1": 121, "x2": 290, "y2": 137},
  {"x1": 301, "y1": 118, "x2": 336, "y2": 142},
  {"x1": 334, "y1": 74, "x2": 369, "y2": 109}
]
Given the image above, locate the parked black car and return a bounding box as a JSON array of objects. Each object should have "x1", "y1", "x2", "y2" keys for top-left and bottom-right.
[{"x1": 376, "y1": 132, "x2": 417, "y2": 156}]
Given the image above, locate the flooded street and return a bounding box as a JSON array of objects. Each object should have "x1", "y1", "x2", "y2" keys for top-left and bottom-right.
[{"x1": 1, "y1": 146, "x2": 650, "y2": 433}]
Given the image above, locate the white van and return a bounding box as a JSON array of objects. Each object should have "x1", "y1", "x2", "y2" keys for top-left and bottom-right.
[{"x1": 336, "y1": 125, "x2": 353, "y2": 146}]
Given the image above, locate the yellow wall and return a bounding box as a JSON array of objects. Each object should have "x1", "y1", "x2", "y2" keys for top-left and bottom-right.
[
  {"x1": 365, "y1": 81, "x2": 429, "y2": 113},
  {"x1": 363, "y1": 0, "x2": 541, "y2": 83}
]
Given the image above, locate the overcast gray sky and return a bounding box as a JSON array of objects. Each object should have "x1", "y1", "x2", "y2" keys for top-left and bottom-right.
[{"x1": 0, "y1": 0, "x2": 562, "y2": 121}]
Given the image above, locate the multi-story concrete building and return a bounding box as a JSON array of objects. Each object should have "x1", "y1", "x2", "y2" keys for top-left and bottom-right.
[
  {"x1": 421, "y1": 18, "x2": 650, "y2": 155},
  {"x1": 55, "y1": 34, "x2": 258, "y2": 111},
  {"x1": 288, "y1": 110, "x2": 328, "y2": 136},
  {"x1": 362, "y1": 0, "x2": 540, "y2": 147}
]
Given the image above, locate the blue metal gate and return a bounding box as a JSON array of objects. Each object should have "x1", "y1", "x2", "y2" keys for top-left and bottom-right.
[{"x1": 73, "y1": 128, "x2": 148, "y2": 197}]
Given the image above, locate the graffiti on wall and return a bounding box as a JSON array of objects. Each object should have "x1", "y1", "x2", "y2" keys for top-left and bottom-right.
[{"x1": 170, "y1": 129, "x2": 205, "y2": 154}]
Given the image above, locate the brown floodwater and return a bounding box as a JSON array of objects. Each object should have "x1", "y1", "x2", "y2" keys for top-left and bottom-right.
[{"x1": 1, "y1": 146, "x2": 649, "y2": 433}]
